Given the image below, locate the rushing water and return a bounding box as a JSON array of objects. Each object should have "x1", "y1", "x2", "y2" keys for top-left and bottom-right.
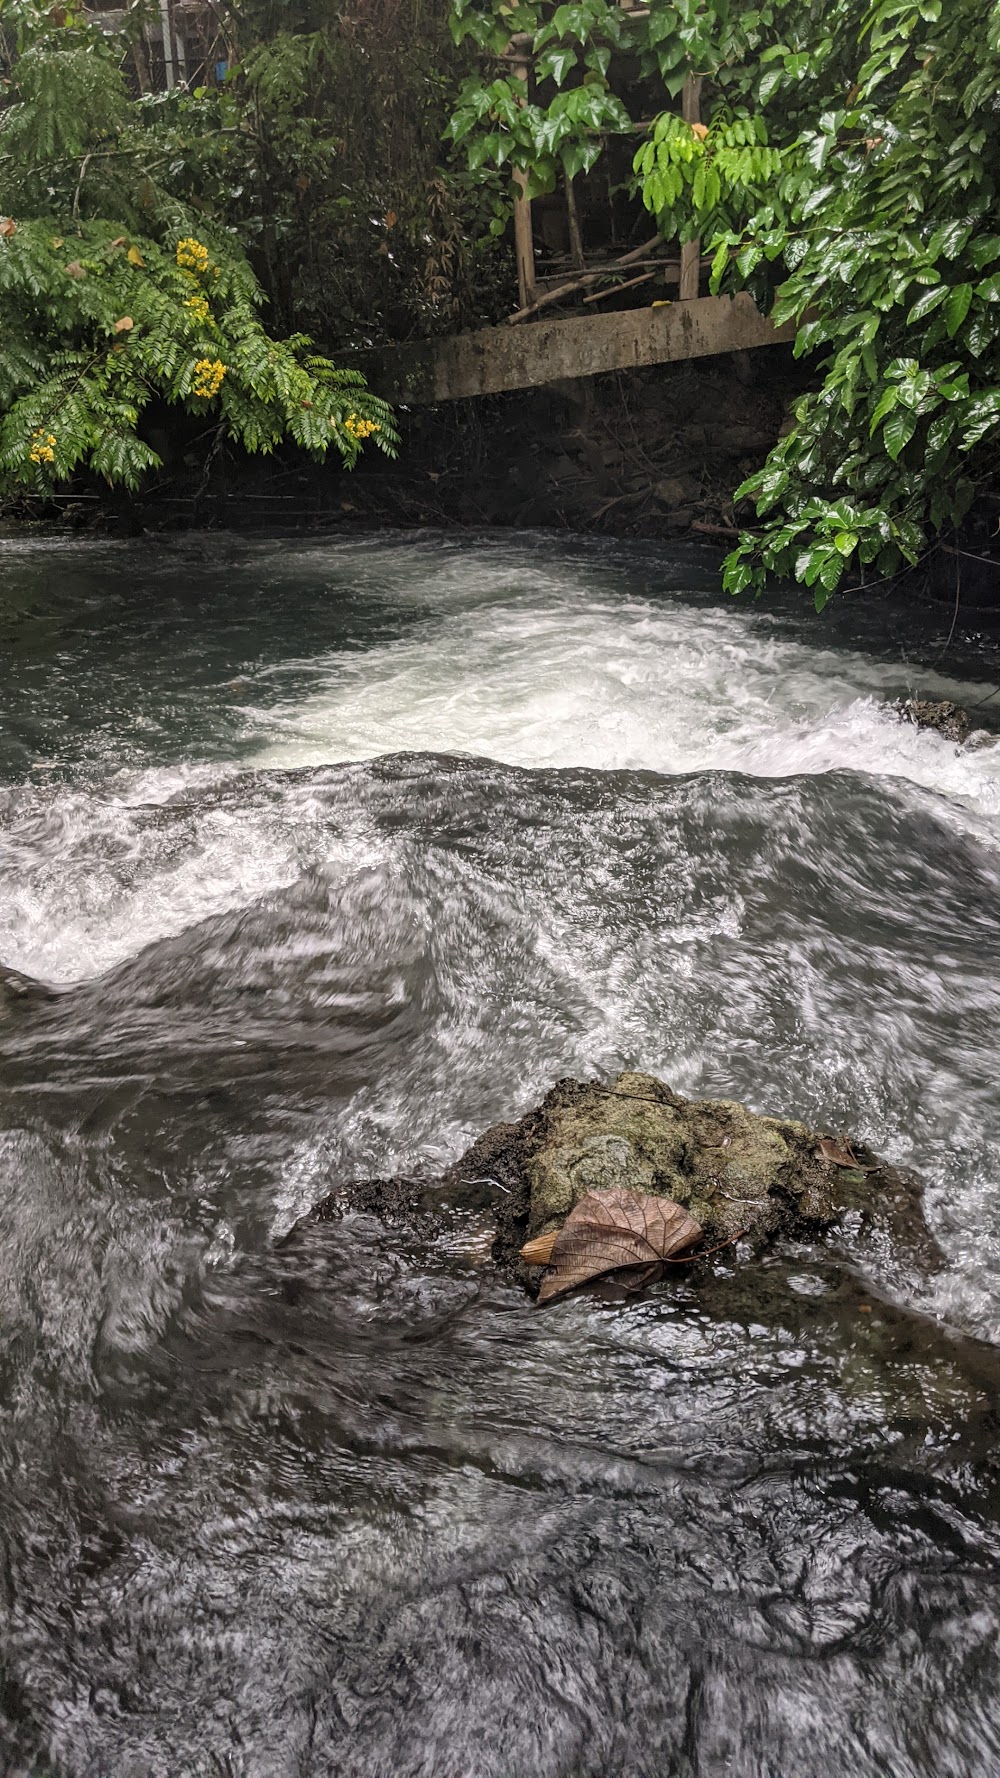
[{"x1": 3, "y1": 531, "x2": 1000, "y2": 1778}]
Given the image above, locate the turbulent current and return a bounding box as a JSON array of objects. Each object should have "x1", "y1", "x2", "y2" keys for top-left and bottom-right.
[{"x1": 3, "y1": 531, "x2": 1000, "y2": 1778}]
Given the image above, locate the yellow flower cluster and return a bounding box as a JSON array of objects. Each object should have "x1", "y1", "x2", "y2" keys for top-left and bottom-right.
[
  {"x1": 342, "y1": 412, "x2": 380, "y2": 441},
  {"x1": 192, "y1": 358, "x2": 227, "y2": 398},
  {"x1": 184, "y1": 294, "x2": 211, "y2": 324},
  {"x1": 29, "y1": 429, "x2": 56, "y2": 466},
  {"x1": 176, "y1": 236, "x2": 210, "y2": 273}
]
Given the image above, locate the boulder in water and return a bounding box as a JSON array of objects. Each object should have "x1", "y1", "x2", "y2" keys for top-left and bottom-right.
[
  {"x1": 449, "y1": 1071, "x2": 937, "y2": 1290},
  {"x1": 896, "y1": 698, "x2": 972, "y2": 743}
]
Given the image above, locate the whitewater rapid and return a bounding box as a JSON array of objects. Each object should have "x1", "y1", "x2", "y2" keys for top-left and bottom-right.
[
  {"x1": 3, "y1": 533, "x2": 1000, "y2": 988},
  {"x1": 5, "y1": 533, "x2": 1000, "y2": 1778}
]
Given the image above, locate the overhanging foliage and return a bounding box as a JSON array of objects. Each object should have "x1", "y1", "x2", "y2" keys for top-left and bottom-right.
[
  {"x1": 0, "y1": 0, "x2": 398, "y2": 498},
  {"x1": 448, "y1": 0, "x2": 1000, "y2": 605}
]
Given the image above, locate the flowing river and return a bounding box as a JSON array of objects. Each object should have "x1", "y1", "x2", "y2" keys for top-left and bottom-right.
[{"x1": 3, "y1": 531, "x2": 1000, "y2": 1778}]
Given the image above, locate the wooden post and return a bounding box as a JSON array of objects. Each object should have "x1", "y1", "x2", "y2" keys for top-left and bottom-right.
[
  {"x1": 512, "y1": 56, "x2": 537, "y2": 312},
  {"x1": 131, "y1": 27, "x2": 154, "y2": 93},
  {"x1": 564, "y1": 173, "x2": 585, "y2": 270},
  {"x1": 679, "y1": 74, "x2": 703, "y2": 300},
  {"x1": 159, "y1": 0, "x2": 176, "y2": 88}
]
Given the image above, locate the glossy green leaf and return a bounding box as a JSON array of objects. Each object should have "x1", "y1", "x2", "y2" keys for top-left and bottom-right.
[
  {"x1": 944, "y1": 282, "x2": 974, "y2": 336},
  {"x1": 883, "y1": 406, "x2": 917, "y2": 461}
]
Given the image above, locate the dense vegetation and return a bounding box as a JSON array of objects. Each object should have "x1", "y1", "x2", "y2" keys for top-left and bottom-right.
[
  {"x1": 0, "y1": 0, "x2": 504, "y2": 497},
  {"x1": 2, "y1": 0, "x2": 999, "y2": 602},
  {"x1": 450, "y1": 0, "x2": 1000, "y2": 603}
]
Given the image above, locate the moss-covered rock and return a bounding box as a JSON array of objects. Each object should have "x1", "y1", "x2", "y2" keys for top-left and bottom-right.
[{"x1": 448, "y1": 1070, "x2": 937, "y2": 1285}]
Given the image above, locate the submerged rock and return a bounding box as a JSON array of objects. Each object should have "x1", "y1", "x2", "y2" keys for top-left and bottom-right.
[
  {"x1": 896, "y1": 697, "x2": 972, "y2": 743},
  {"x1": 449, "y1": 1071, "x2": 937, "y2": 1287},
  {"x1": 297, "y1": 1173, "x2": 434, "y2": 1229},
  {"x1": 0, "y1": 963, "x2": 60, "y2": 1015}
]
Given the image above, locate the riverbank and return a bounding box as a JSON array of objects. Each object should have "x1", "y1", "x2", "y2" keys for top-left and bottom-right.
[
  {"x1": 8, "y1": 352, "x2": 803, "y2": 540},
  {"x1": 11, "y1": 348, "x2": 1000, "y2": 613}
]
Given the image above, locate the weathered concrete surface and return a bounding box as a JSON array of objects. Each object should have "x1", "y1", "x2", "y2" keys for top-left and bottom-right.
[{"x1": 354, "y1": 294, "x2": 796, "y2": 404}]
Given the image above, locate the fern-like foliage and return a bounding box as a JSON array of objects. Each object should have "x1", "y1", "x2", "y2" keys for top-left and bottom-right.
[{"x1": 0, "y1": 0, "x2": 398, "y2": 496}]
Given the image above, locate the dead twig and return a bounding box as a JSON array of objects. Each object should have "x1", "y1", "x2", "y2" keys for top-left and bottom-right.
[{"x1": 664, "y1": 1227, "x2": 750, "y2": 1263}]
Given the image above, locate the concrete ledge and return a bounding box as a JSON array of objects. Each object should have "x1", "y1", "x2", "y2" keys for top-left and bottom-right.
[{"x1": 354, "y1": 293, "x2": 796, "y2": 404}]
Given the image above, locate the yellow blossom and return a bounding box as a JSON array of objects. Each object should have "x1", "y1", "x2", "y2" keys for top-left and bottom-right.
[
  {"x1": 341, "y1": 411, "x2": 380, "y2": 441},
  {"x1": 184, "y1": 294, "x2": 211, "y2": 324},
  {"x1": 191, "y1": 357, "x2": 227, "y2": 398},
  {"x1": 176, "y1": 236, "x2": 210, "y2": 273},
  {"x1": 29, "y1": 429, "x2": 56, "y2": 466}
]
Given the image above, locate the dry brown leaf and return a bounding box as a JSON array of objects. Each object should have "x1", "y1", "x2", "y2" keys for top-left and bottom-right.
[
  {"x1": 109, "y1": 236, "x2": 127, "y2": 250},
  {"x1": 816, "y1": 1136, "x2": 878, "y2": 1172},
  {"x1": 64, "y1": 260, "x2": 85, "y2": 278},
  {"x1": 588, "y1": 1261, "x2": 662, "y2": 1301},
  {"x1": 384, "y1": 210, "x2": 398, "y2": 228},
  {"x1": 0, "y1": 218, "x2": 16, "y2": 239},
  {"x1": 690, "y1": 121, "x2": 709, "y2": 140},
  {"x1": 113, "y1": 316, "x2": 134, "y2": 333},
  {"x1": 537, "y1": 1187, "x2": 702, "y2": 1306},
  {"x1": 519, "y1": 1230, "x2": 558, "y2": 1267}
]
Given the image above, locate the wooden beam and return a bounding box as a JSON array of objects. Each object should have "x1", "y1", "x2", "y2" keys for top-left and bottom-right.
[
  {"x1": 582, "y1": 269, "x2": 657, "y2": 303},
  {"x1": 508, "y1": 232, "x2": 663, "y2": 323}
]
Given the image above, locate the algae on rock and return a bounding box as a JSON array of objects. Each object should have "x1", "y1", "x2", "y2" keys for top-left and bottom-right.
[{"x1": 450, "y1": 1070, "x2": 936, "y2": 1284}]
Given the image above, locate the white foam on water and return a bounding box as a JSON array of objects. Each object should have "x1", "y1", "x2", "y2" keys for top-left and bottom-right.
[
  {"x1": 0, "y1": 763, "x2": 387, "y2": 982},
  {"x1": 242, "y1": 561, "x2": 1000, "y2": 830},
  {"x1": 4, "y1": 543, "x2": 1000, "y2": 985}
]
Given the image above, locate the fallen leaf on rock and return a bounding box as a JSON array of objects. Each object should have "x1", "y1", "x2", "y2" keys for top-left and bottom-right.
[
  {"x1": 589, "y1": 1261, "x2": 663, "y2": 1301},
  {"x1": 536, "y1": 1187, "x2": 702, "y2": 1305},
  {"x1": 816, "y1": 1136, "x2": 877, "y2": 1171},
  {"x1": 520, "y1": 1230, "x2": 558, "y2": 1267}
]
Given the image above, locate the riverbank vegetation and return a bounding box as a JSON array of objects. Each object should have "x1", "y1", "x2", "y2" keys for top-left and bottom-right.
[
  {"x1": 451, "y1": 0, "x2": 1000, "y2": 602},
  {"x1": 2, "y1": 0, "x2": 999, "y2": 604}
]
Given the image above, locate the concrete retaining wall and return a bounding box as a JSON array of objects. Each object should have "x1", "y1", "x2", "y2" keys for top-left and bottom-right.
[{"x1": 355, "y1": 294, "x2": 796, "y2": 404}]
